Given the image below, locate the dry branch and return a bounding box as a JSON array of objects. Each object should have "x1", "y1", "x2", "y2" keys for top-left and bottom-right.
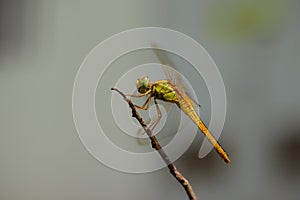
[{"x1": 112, "y1": 87, "x2": 198, "y2": 200}]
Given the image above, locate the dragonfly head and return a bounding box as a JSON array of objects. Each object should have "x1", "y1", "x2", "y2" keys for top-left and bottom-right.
[{"x1": 136, "y1": 76, "x2": 151, "y2": 94}]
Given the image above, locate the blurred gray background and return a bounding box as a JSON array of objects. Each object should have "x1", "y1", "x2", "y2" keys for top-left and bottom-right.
[{"x1": 1, "y1": 0, "x2": 300, "y2": 199}]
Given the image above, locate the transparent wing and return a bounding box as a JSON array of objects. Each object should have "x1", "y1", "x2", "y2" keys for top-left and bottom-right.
[
  {"x1": 151, "y1": 42, "x2": 200, "y2": 107},
  {"x1": 151, "y1": 42, "x2": 179, "y2": 84}
]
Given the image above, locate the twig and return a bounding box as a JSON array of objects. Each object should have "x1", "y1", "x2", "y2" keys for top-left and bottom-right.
[{"x1": 111, "y1": 87, "x2": 198, "y2": 200}]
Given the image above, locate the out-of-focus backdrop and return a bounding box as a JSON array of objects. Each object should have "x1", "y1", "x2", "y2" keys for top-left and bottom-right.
[{"x1": 1, "y1": 0, "x2": 300, "y2": 199}]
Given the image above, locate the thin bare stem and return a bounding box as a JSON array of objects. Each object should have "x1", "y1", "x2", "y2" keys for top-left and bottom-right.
[{"x1": 111, "y1": 87, "x2": 198, "y2": 200}]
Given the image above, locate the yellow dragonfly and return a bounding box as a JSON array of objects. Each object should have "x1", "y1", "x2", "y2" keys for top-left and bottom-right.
[{"x1": 127, "y1": 44, "x2": 230, "y2": 164}]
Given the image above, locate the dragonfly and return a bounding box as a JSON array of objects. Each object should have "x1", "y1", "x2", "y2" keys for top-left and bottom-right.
[{"x1": 127, "y1": 44, "x2": 230, "y2": 164}]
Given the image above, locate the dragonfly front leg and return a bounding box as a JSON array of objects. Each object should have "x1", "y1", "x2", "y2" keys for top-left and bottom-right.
[
  {"x1": 130, "y1": 95, "x2": 152, "y2": 110},
  {"x1": 125, "y1": 90, "x2": 153, "y2": 110},
  {"x1": 126, "y1": 90, "x2": 151, "y2": 98},
  {"x1": 127, "y1": 93, "x2": 162, "y2": 133}
]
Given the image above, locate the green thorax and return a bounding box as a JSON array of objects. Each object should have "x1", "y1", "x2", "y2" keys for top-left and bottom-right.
[{"x1": 151, "y1": 80, "x2": 179, "y2": 103}]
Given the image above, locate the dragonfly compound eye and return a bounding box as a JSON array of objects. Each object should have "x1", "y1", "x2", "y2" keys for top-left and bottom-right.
[{"x1": 136, "y1": 76, "x2": 150, "y2": 93}]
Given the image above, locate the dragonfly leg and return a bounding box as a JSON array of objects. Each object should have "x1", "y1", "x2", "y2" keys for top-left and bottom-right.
[
  {"x1": 131, "y1": 95, "x2": 152, "y2": 110},
  {"x1": 126, "y1": 93, "x2": 146, "y2": 98},
  {"x1": 126, "y1": 90, "x2": 151, "y2": 98},
  {"x1": 148, "y1": 98, "x2": 162, "y2": 132}
]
